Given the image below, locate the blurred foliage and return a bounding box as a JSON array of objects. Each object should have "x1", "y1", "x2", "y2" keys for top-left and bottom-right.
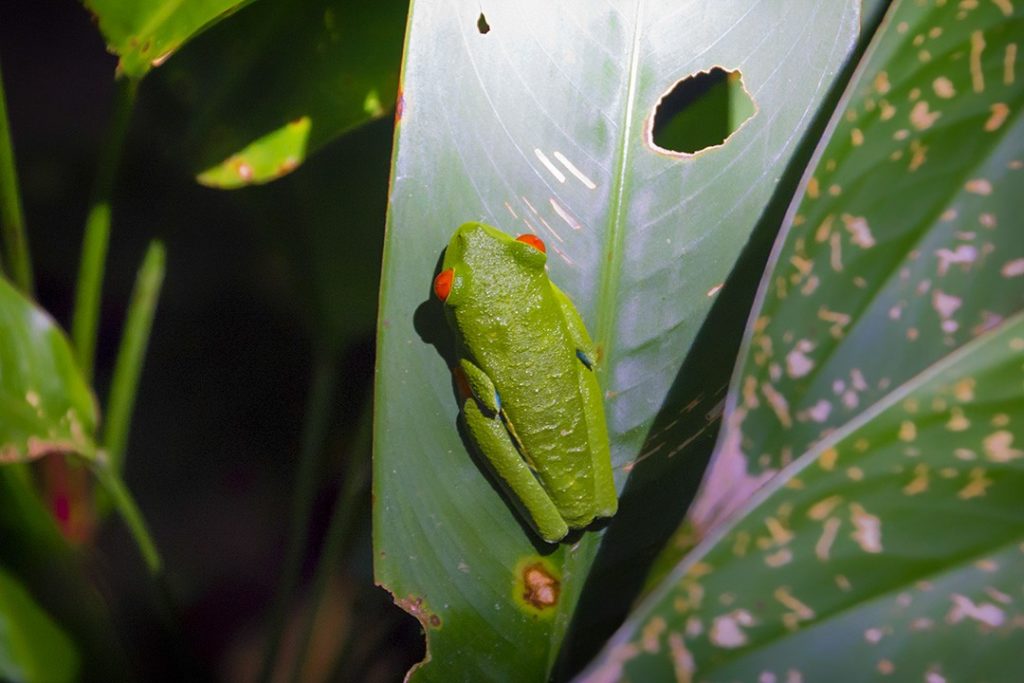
[
  {"x1": 0, "y1": 565, "x2": 79, "y2": 683},
  {"x1": 83, "y1": 0, "x2": 251, "y2": 79},
  {"x1": 0, "y1": 277, "x2": 97, "y2": 463},
  {"x1": 0, "y1": 0, "x2": 416, "y2": 679}
]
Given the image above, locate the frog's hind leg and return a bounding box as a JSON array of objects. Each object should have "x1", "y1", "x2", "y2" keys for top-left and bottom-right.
[
  {"x1": 550, "y1": 285, "x2": 618, "y2": 519},
  {"x1": 462, "y1": 397, "x2": 569, "y2": 542}
]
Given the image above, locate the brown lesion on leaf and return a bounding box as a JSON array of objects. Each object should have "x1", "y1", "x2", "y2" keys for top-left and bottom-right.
[
  {"x1": 395, "y1": 594, "x2": 443, "y2": 630},
  {"x1": 513, "y1": 556, "x2": 560, "y2": 617},
  {"x1": 0, "y1": 437, "x2": 86, "y2": 465}
]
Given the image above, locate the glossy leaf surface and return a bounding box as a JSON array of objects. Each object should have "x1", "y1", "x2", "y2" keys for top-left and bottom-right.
[{"x1": 373, "y1": 2, "x2": 858, "y2": 680}]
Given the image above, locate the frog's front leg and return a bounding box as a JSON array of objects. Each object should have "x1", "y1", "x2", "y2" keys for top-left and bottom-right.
[{"x1": 457, "y1": 361, "x2": 569, "y2": 543}]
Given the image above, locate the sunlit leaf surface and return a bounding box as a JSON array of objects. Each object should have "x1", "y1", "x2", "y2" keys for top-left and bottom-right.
[
  {"x1": 373, "y1": 2, "x2": 858, "y2": 680},
  {"x1": 0, "y1": 278, "x2": 97, "y2": 463}
]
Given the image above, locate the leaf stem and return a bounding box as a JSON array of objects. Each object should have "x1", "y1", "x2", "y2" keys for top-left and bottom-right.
[
  {"x1": 102, "y1": 241, "x2": 165, "y2": 473},
  {"x1": 0, "y1": 55, "x2": 33, "y2": 295},
  {"x1": 258, "y1": 353, "x2": 338, "y2": 683},
  {"x1": 72, "y1": 77, "x2": 138, "y2": 383},
  {"x1": 90, "y1": 458, "x2": 162, "y2": 576}
]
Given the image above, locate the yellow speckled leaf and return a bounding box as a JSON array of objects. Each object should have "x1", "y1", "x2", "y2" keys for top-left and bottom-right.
[{"x1": 587, "y1": 314, "x2": 1024, "y2": 681}]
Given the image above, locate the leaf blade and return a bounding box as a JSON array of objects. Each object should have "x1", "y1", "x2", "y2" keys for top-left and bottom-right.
[{"x1": 0, "y1": 278, "x2": 98, "y2": 463}]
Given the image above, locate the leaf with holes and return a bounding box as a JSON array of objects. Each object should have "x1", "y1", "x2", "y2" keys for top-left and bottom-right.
[
  {"x1": 373, "y1": 2, "x2": 858, "y2": 680},
  {"x1": 584, "y1": 0, "x2": 1024, "y2": 678},
  {"x1": 84, "y1": 0, "x2": 251, "y2": 79},
  {"x1": 0, "y1": 277, "x2": 98, "y2": 463}
]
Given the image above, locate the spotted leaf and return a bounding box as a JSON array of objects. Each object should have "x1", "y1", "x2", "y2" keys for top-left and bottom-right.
[{"x1": 586, "y1": 314, "x2": 1024, "y2": 681}]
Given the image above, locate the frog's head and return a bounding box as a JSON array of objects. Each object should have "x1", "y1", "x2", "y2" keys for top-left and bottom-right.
[{"x1": 434, "y1": 222, "x2": 547, "y2": 305}]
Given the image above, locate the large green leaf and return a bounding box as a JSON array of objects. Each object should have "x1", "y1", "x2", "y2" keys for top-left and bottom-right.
[
  {"x1": 585, "y1": 0, "x2": 1024, "y2": 677},
  {"x1": 0, "y1": 565, "x2": 79, "y2": 683},
  {"x1": 0, "y1": 277, "x2": 98, "y2": 463},
  {"x1": 84, "y1": 0, "x2": 252, "y2": 79},
  {"x1": 374, "y1": 2, "x2": 858, "y2": 680}
]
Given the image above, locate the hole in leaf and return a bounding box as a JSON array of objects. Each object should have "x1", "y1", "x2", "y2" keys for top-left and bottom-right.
[
  {"x1": 477, "y1": 13, "x2": 490, "y2": 34},
  {"x1": 649, "y1": 67, "x2": 756, "y2": 155}
]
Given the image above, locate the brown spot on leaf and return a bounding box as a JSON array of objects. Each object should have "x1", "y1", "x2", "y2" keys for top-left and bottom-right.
[
  {"x1": 522, "y1": 562, "x2": 559, "y2": 609},
  {"x1": 395, "y1": 594, "x2": 442, "y2": 630}
]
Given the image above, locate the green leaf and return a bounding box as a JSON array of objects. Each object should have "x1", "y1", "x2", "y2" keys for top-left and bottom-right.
[
  {"x1": 0, "y1": 277, "x2": 98, "y2": 463},
  {"x1": 373, "y1": 3, "x2": 858, "y2": 680},
  {"x1": 151, "y1": 0, "x2": 407, "y2": 188},
  {"x1": 585, "y1": 0, "x2": 1024, "y2": 678},
  {"x1": 83, "y1": 0, "x2": 252, "y2": 79},
  {"x1": 0, "y1": 566, "x2": 79, "y2": 683}
]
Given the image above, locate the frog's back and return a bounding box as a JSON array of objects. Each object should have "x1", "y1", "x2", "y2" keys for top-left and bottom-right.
[{"x1": 450, "y1": 227, "x2": 598, "y2": 526}]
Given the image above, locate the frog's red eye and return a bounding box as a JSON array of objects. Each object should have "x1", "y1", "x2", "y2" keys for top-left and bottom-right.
[
  {"x1": 516, "y1": 233, "x2": 546, "y2": 253},
  {"x1": 434, "y1": 268, "x2": 455, "y2": 301}
]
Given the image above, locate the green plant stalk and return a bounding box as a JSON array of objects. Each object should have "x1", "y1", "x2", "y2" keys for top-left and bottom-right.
[
  {"x1": 102, "y1": 241, "x2": 165, "y2": 473},
  {"x1": 258, "y1": 353, "x2": 338, "y2": 683},
  {"x1": 71, "y1": 77, "x2": 137, "y2": 383},
  {"x1": 90, "y1": 458, "x2": 161, "y2": 575},
  {"x1": 89, "y1": 457, "x2": 195, "y2": 676},
  {"x1": 289, "y1": 399, "x2": 372, "y2": 683},
  {"x1": 0, "y1": 56, "x2": 33, "y2": 295}
]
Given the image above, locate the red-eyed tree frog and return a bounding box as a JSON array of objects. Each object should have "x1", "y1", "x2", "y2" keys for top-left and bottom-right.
[{"x1": 433, "y1": 222, "x2": 618, "y2": 542}]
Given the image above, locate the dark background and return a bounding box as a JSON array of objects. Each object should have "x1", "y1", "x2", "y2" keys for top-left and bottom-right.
[{"x1": 1, "y1": 0, "x2": 421, "y2": 679}]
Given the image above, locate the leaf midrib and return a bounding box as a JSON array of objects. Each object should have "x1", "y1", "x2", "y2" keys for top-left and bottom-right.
[{"x1": 594, "y1": 0, "x2": 645, "y2": 382}]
